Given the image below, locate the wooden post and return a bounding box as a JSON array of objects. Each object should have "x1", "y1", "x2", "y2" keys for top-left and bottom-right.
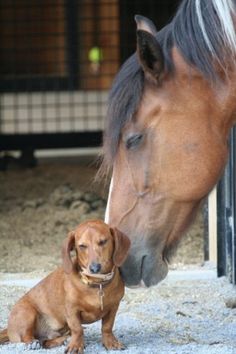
[{"x1": 208, "y1": 186, "x2": 217, "y2": 264}]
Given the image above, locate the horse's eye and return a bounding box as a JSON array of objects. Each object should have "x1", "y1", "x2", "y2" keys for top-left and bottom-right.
[
  {"x1": 125, "y1": 133, "x2": 143, "y2": 150},
  {"x1": 79, "y1": 244, "x2": 87, "y2": 250}
]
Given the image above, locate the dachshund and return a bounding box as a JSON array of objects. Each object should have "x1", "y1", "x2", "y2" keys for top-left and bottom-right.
[{"x1": 0, "y1": 219, "x2": 130, "y2": 353}]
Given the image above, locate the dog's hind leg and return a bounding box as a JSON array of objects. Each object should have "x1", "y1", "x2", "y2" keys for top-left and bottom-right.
[
  {"x1": 7, "y1": 297, "x2": 39, "y2": 345},
  {"x1": 43, "y1": 335, "x2": 69, "y2": 349}
]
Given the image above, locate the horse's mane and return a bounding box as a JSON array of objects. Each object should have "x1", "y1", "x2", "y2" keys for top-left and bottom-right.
[{"x1": 102, "y1": 0, "x2": 236, "y2": 168}]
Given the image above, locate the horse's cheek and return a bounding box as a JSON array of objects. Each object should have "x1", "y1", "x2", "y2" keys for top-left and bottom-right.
[
  {"x1": 165, "y1": 143, "x2": 228, "y2": 201},
  {"x1": 179, "y1": 146, "x2": 227, "y2": 201}
]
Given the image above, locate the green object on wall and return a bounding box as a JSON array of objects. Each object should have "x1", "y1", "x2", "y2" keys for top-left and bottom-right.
[{"x1": 88, "y1": 47, "x2": 104, "y2": 63}]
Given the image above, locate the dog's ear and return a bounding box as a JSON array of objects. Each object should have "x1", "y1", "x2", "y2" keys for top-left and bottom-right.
[
  {"x1": 110, "y1": 227, "x2": 131, "y2": 267},
  {"x1": 62, "y1": 231, "x2": 75, "y2": 273}
]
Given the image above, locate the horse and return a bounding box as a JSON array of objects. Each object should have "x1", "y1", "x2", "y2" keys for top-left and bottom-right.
[{"x1": 102, "y1": 0, "x2": 236, "y2": 287}]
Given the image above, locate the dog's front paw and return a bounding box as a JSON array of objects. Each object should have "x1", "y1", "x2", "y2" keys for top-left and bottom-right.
[
  {"x1": 102, "y1": 333, "x2": 125, "y2": 350},
  {"x1": 64, "y1": 339, "x2": 84, "y2": 354},
  {"x1": 24, "y1": 339, "x2": 42, "y2": 350}
]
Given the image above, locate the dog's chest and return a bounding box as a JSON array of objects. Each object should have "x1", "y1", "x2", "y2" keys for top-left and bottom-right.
[
  {"x1": 80, "y1": 308, "x2": 102, "y2": 323},
  {"x1": 79, "y1": 285, "x2": 122, "y2": 324}
]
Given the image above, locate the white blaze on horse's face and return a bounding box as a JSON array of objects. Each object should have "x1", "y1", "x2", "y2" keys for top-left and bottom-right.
[
  {"x1": 104, "y1": 177, "x2": 113, "y2": 224},
  {"x1": 105, "y1": 2, "x2": 236, "y2": 287}
]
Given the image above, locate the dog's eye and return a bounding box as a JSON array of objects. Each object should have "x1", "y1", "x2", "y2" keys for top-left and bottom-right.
[
  {"x1": 79, "y1": 244, "x2": 87, "y2": 250},
  {"x1": 98, "y1": 239, "x2": 107, "y2": 246}
]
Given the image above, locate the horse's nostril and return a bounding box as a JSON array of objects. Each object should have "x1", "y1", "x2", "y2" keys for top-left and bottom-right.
[{"x1": 89, "y1": 262, "x2": 101, "y2": 274}]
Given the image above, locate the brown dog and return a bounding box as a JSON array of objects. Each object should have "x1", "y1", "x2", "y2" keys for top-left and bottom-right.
[{"x1": 0, "y1": 219, "x2": 130, "y2": 353}]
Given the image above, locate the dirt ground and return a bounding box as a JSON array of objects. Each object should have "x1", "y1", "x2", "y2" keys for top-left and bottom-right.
[{"x1": 0, "y1": 155, "x2": 204, "y2": 273}]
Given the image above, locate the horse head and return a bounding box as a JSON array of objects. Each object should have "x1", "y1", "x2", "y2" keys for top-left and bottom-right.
[{"x1": 104, "y1": 1, "x2": 236, "y2": 287}]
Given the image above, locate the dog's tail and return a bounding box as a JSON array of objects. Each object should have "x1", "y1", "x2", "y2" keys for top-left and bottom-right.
[{"x1": 0, "y1": 329, "x2": 9, "y2": 344}]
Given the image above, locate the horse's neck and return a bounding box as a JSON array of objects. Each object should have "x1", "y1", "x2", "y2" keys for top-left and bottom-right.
[
  {"x1": 231, "y1": 69, "x2": 236, "y2": 124},
  {"x1": 172, "y1": 47, "x2": 236, "y2": 135},
  {"x1": 220, "y1": 70, "x2": 236, "y2": 128}
]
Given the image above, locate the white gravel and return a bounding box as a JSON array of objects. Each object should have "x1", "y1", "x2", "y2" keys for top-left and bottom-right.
[{"x1": 0, "y1": 265, "x2": 236, "y2": 354}]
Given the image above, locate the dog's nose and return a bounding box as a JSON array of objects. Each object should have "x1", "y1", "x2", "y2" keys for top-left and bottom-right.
[{"x1": 89, "y1": 262, "x2": 101, "y2": 274}]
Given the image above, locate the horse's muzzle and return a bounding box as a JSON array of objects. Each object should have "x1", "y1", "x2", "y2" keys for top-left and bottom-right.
[{"x1": 120, "y1": 253, "x2": 168, "y2": 287}]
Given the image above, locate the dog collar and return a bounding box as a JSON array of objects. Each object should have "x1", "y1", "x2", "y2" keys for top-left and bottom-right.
[
  {"x1": 79, "y1": 266, "x2": 115, "y2": 287},
  {"x1": 79, "y1": 266, "x2": 116, "y2": 311}
]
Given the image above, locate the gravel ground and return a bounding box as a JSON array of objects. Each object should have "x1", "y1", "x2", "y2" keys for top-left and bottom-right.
[{"x1": 0, "y1": 266, "x2": 236, "y2": 354}]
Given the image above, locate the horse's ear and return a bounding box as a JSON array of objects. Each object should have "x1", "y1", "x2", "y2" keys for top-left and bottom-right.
[
  {"x1": 110, "y1": 227, "x2": 131, "y2": 267},
  {"x1": 62, "y1": 231, "x2": 75, "y2": 274},
  {"x1": 135, "y1": 15, "x2": 164, "y2": 82},
  {"x1": 135, "y1": 15, "x2": 157, "y2": 35}
]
